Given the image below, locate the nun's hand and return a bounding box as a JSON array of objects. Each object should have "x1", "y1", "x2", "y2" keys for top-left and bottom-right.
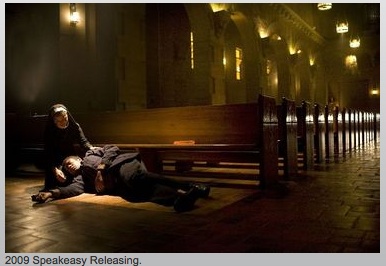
[{"x1": 54, "y1": 167, "x2": 67, "y2": 183}]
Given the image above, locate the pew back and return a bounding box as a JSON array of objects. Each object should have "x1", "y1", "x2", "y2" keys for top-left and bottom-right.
[
  {"x1": 75, "y1": 94, "x2": 279, "y2": 187},
  {"x1": 324, "y1": 105, "x2": 335, "y2": 162},
  {"x1": 296, "y1": 101, "x2": 314, "y2": 170},
  {"x1": 277, "y1": 98, "x2": 298, "y2": 177},
  {"x1": 314, "y1": 103, "x2": 326, "y2": 163},
  {"x1": 76, "y1": 103, "x2": 260, "y2": 146},
  {"x1": 333, "y1": 106, "x2": 344, "y2": 158},
  {"x1": 6, "y1": 94, "x2": 279, "y2": 188},
  {"x1": 5, "y1": 113, "x2": 47, "y2": 172}
]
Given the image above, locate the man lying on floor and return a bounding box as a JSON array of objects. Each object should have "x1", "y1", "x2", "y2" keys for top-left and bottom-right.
[{"x1": 31, "y1": 144, "x2": 210, "y2": 212}]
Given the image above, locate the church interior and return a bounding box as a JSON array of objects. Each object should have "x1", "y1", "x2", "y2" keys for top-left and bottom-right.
[{"x1": 4, "y1": 3, "x2": 381, "y2": 257}]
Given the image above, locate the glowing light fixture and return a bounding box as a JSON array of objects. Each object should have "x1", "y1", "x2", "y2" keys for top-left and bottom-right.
[
  {"x1": 210, "y1": 3, "x2": 228, "y2": 12},
  {"x1": 317, "y1": 3, "x2": 332, "y2": 11},
  {"x1": 258, "y1": 28, "x2": 269, "y2": 39},
  {"x1": 336, "y1": 20, "x2": 349, "y2": 33},
  {"x1": 349, "y1": 36, "x2": 360, "y2": 48},
  {"x1": 255, "y1": 17, "x2": 269, "y2": 38},
  {"x1": 371, "y1": 83, "x2": 379, "y2": 95},
  {"x1": 371, "y1": 89, "x2": 379, "y2": 95},
  {"x1": 309, "y1": 54, "x2": 316, "y2": 66},
  {"x1": 70, "y1": 3, "x2": 80, "y2": 26},
  {"x1": 289, "y1": 48, "x2": 302, "y2": 56},
  {"x1": 345, "y1": 55, "x2": 357, "y2": 69}
]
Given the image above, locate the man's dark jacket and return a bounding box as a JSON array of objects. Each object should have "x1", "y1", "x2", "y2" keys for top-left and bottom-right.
[{"x1": 81, "y1": 145, "x2": 140, "y2": 193}]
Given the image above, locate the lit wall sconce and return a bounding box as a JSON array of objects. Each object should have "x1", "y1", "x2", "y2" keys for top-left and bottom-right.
[
  {"x1": 336, "y1": 20, "x2": 349, "y2": 33},
  {"x1": 210, "y1": 3, "x2": 228, "y2": 13},
  {"x1": 309, "y1": 56, "x2": 315, "y2": 66},
  {"x1": 371, "y1": 83, "x2": 380, "y2": 95},
  {"x1": 69, "y1": 3, "x2": 80, "y2": 26},
  {"x1": 289, "y1": 46, "x2": 301, "y2": 56},
  {"x1": 371, "y1": 88, "x2": 379, "y2": 95},
  {"x1": 317, "y1": 3, "x2": 332, "y2": 11},
  {"x1": 345, "y1": 55, "x2": 357, "y2": 69},
  {"x1": 349, "y1": 36, "x2": 360, "y2": 48},
  {"x1": 254, "y1": 17, "x2": 269, "y2": 39},
  {"x1": 272, "y1": 34, "x2": 281, "y2": 41}
]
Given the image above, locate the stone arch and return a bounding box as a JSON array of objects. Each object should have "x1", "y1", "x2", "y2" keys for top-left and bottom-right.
[
  {"x1": 231, "y1": 11, "x2": 262, "y2": 102},
  {"x1": 261, "y1": 31, "x2": 293, "y2": 103}
]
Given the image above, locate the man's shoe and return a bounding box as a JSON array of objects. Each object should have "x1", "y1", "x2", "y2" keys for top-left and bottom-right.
[
  {"x1": 190, "y1": 183, "x2": 210, "y2": 198},
  {"x1": 174, "y1": 187, "x2": 200, "y2": 213}
]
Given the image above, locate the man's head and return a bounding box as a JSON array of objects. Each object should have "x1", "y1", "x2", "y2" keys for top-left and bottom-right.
[{"x1": 62, "y1": 155, "x2": 82, "y2": 175}]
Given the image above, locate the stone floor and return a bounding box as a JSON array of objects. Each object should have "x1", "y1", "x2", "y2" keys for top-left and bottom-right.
[{"x1": 4, "y1": 141, "x2": 381, "y2": 263}]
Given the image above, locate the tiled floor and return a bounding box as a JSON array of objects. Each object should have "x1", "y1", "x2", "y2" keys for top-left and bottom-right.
[{"x1": 5, "y1": 141, "x2": 380, "y2": 254}]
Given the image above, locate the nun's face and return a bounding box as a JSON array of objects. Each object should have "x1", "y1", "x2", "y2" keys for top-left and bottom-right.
[{"x1": 53, "y1": 111, "x2": 69, "y2": 129}]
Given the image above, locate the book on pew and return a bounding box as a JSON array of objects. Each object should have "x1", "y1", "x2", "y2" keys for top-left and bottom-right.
[{"x1": 173, "y1": 140, "x2": 196, "y2": 145}]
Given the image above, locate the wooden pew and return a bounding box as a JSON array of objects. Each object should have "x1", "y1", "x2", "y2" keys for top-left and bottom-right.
[
  {"x1": 324, "y1": 105, "x2": 335, "y2": 162},
  {"x1": 374, "y1": 112, "x2": 380, "y2": 141},
  {"x1": 364, "y1": 112, "x2": 373, "y2": 143},
  {"x1": 369, "y1": 112, "x2": 376, "y2": 143},
  {"x1": 342, "y1": 108, "x2": 350, "y2": 154},
  {"x1": 356, "y1": 110, "x2": 363, "y2": 148},
  {"x1": 277, "y1": 97, "x2": 298, "y2": 178},
  {"x1": 296, "y1": 101, "x2": 314, "y2": 170},
  {"x1": 347, "y1": 109, "x2": 354, "y2": 151},
  {"x1": 359, "y1": 110, "x2": 365, "y2": 147},
  {"x1": 333, "y1": 106, "x2": 344, "y2": 158},
  {"x1": 363, "y1": 112, "x2": 368, "y2": 144},
  {"x1": 368, "y1": 112, "x2": 375, "y2": 142},
  {"x1": 6, "y1": 94, "x2": 279, "y2": 188},
  {"x1": 77, "y1": 94, "x2": 279, "y2": 188},
  {"x1": 351, "y1": 109, "x2": 358, "y2": 150},
  {"x1": 313, "y1": 103, "x2": 326, "y2": 164},
  {"x1": 5, "y1": 113, "x2": 47, "y2": 174}
]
